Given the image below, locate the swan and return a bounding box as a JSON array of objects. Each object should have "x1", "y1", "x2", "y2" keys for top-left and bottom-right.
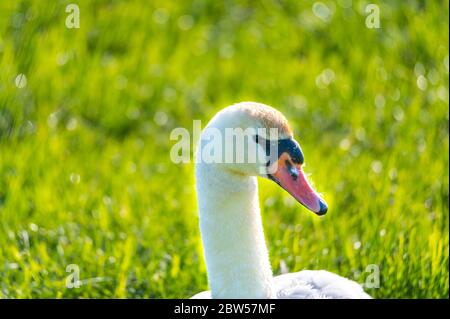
[{"x1": 191, "y1": 102, "x2": 371, "y2": 299}]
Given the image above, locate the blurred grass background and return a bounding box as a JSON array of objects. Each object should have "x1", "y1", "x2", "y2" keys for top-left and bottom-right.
[{"x1": 0, "y1": 0, "x2": 448, "y2": 298}]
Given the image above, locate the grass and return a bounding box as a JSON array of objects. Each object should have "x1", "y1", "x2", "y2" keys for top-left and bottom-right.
[{"x1": 0, "y1": 0, "x2": 448, "y2": 298}]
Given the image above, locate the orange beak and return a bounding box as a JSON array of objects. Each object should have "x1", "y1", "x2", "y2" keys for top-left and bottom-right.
[{"x1": 268, "y1": 153, "x2": 328, "y2": 215}]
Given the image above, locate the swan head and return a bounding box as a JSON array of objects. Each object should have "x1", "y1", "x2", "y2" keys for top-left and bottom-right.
[{"x1": 198, "y1": 102, "x2": 328, "y2": 215}]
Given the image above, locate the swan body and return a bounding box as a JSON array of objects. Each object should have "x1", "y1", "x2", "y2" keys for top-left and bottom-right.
[
  {"x1": 192, "y1": 102, "x2": 371, "y2": 299},
  {"x1": 192, "y1": 271, "x2": 371, "y2": 299}
]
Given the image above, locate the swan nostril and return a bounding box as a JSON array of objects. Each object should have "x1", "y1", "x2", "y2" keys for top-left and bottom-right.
[
  {"x1": 290, "y1": 170, "x2": 299, "y2": 181},
  {"x1": 285, "y1": 160, "x2": 298, "y2": 180}
]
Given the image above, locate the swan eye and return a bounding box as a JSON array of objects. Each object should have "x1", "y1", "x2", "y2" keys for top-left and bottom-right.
[{"x1": 285, "y1": 160, "x2": 299, "y2": 180}]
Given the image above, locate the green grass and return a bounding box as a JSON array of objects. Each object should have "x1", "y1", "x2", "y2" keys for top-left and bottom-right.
[{"x1": 0, "y1": 0, "x2": 448, "y2": 298}]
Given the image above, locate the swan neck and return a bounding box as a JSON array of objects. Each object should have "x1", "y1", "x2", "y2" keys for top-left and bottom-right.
[{"x1": 196, "y1": 164, "x2": 273, "y2": 298}]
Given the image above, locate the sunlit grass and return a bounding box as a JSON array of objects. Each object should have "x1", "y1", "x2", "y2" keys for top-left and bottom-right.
[{"x1": 0, "y1": 0, "x2": 448, "y2": 298}]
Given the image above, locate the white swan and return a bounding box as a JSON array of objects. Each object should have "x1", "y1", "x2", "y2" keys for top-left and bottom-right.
[{"x1": 191, "y1": 102, "x2": 371, "y2": 299}]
